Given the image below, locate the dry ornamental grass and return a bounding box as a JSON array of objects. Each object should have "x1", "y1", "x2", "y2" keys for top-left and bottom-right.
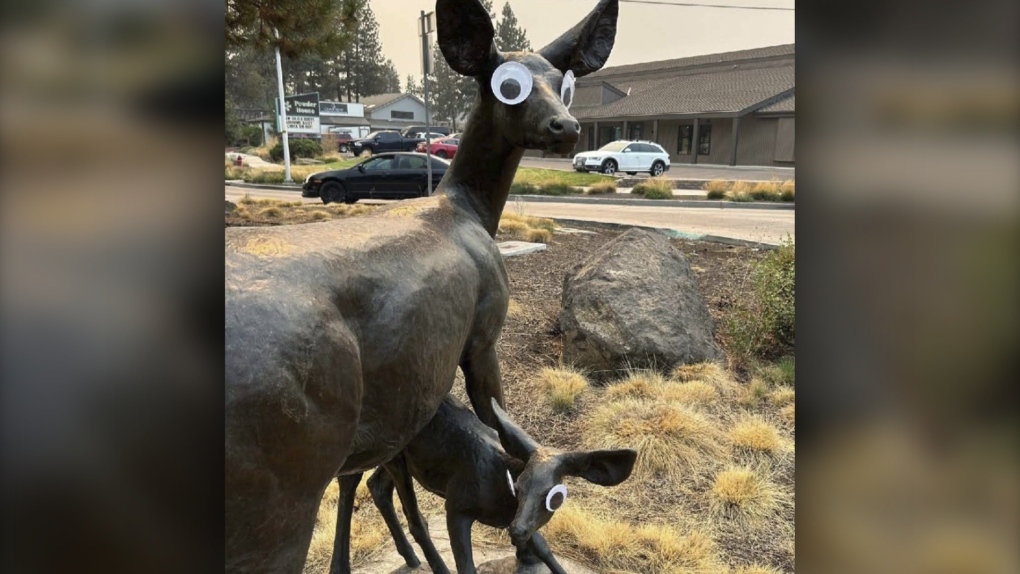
[{"x1": 538, "y1": 367, "x2": 589, "y2": 412}]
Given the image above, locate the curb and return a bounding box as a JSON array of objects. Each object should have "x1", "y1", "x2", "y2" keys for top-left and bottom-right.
[
  {"x1": 508, "y1": 194, "x2": 794, "y2": 210},
  {"x1": 225, "y1": 181, "x2": 794, "y2": 210},
  {"x1": 547, "y1": 218, "x2": 782, "y2": 249}
]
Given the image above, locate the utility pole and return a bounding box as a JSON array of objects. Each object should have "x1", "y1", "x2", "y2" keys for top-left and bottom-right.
[
  {"x1": 273, "y1": 30, "x2": 292, "y2": 183},
  {"x1": 420, "y1": 10, "x2": 435, "y2": 195}
]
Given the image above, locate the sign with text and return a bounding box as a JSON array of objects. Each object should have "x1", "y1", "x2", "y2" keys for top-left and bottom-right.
[{"x1": 275, "y1": 94, "x2": 321, "y2": 135}]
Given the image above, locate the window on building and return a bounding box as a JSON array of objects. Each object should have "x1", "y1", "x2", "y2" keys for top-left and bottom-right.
[
  {"x1": 698, "y1": 125, "x2": 712, "y2": 155},
  {"x1": 628, "y1": 123, "x2": 643, "y2": 141},
  {"x1": 677, "y1": 125, "x2": 692, "y2": 155},
  {"x1": 390, "y1": 110, "x2": 414, "y2": 120}
]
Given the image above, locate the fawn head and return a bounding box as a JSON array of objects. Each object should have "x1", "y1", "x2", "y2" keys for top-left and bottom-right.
[
  {"x1": 436, "y1": 0, "x2": 619, "y2": 154},
  {"x1": 490, "y1": 399, "x2": 637, "y2": 547}
]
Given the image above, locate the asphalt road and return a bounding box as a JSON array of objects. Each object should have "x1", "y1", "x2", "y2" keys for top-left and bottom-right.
[{"x1": 225, "y1": 185, "x2": 794, "y2": 245}]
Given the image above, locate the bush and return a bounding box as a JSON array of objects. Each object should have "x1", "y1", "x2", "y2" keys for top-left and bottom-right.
[
  {"x1": 780, "y1": 180, "x2": 795, "y2": 201},
  {"x1": 538, "y1": 182, "x2": 580, "y2": 196},
  {"x1": 525, "y1": 228, "x2": 552, "y2": 243},
  {"x1": 585, "y1": 181, "x2": 617, "y2": 195},
  {"x1": 269, "y1": 138, "x2": 323, "y2": 162},
  {"x1": 538, "y1": 367, "x2": 589, "y2": 412},
  {"x1": 726, "y1": 181, "x2": 754, "y2": 202},
  {"x1": 726, "y1": 238, "x2": 795, "y2": 358},
  {"x1": 631, "y1": 178, "x2": 673, "y2": 199},
  {"x1": 750, "y1": 181, "x2": 782, "y2": 201},
  {"x1": 703, "y1": 179, "x2": 730, "y2": 198},
  {"x1": 510, "y1": 182, "x2": 539, "y2": 195}
]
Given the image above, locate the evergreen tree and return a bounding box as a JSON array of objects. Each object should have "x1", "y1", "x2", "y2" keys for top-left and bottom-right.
[
  {"x1": 225, "y1": 47, "x2": 277, "y2": 110},
  {"x1": 226, "y1": 0, "x2": 364, "y2": 59},
  {"x1": 380, "y1": 60, "x2": 402, "y2": 93},
  {"x1": 422, "y1": 43, "x2": 470, "y2": 129},
  {"x1": 405, "y1": 75, "x2": 420, "y2": 97},
  {"x1": 495, "y1": 2, "x2": 531, "y2": 52}
]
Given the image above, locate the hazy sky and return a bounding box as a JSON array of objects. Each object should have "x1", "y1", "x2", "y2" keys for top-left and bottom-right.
[{"x1": 372, "y1": 0, "x2": 795, "y2": 83}]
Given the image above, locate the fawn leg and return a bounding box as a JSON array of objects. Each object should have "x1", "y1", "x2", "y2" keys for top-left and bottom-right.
[
  {"x1": 329, "y1": 473, "x2": 363, "y2": 574},
  {"x1": 367, "y1": 465, "x2": 421, "y2": 569},
  {"x1": 461, "y1": 346, "x2": 504, "y2": 429},
  {"x1": 527, "y1": 533, "x2": 568, "y2": 574},
  {"x1": 386, "y1": 455, "x2": 451, "y2": 574},
  {"x1": 446, "y1": 505, "x2": 477, "y2": 574}
]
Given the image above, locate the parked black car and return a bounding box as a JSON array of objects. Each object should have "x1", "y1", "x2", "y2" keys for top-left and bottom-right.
[
  {"x1": 302, "y1": 152, "x2": 450, "y2": 203},
  {"x1": 350, "y1": 131, "x2": 425, "y2": 155}
]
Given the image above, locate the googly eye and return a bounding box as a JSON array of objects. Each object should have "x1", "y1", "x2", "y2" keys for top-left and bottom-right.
[
  {"x1": 507, "y1": 470, "x2": 516, "y2": 497},
  {"x1": 560, "y1": 70, "x2": 575, "y2": 109},
  {"x1": 545, "y1": 484, "x2": 567, "y2": 512},
  {"x1": 490, "y1": 61, "x2": 533, "y2": 106}
]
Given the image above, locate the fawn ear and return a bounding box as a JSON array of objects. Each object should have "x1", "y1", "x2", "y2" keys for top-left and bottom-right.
[
  {"x1": 539, "y1": 0, "x2": 619, "y2": 77},
  {"x1": 561, "y1": 449, "x2": 637, "y2": 486},
  {"x1": 490, "y1": 398, "x2": 539, "y2": 461},
  {"x1": 437, "y1": 0, "x2": 499, "y2": 77}
]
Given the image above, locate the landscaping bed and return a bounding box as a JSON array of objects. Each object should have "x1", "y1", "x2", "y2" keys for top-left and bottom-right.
[{"x1": 225, "y1": 206, "x2": 795, "y2": 574}]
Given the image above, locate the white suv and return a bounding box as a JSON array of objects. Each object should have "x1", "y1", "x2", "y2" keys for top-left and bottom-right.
[{"x1": 573, "y1": 140, "x2": 671, "y2": 176}]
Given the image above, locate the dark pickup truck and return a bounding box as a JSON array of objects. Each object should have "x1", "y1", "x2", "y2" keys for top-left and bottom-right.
[{"x1": 350, "y1": 131, "x2": 424, "y2": 156}]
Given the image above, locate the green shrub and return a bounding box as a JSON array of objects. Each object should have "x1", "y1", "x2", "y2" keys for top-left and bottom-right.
[
  {"x1": 726, "y1": 238, "x2": 795, "y2": 358},
  {"x1": 269, "y1": 138, "x2": 322, "y2": 162},
  {"x1": 780, "y1": 180, "x2": 795, "y2": 201},
  {"x1": 706, "y1": 188, "x2": 727, "y2": 200},
  {"x1": 247, "y1": 171, "x2": 286, "y2": 184},
  {"x1": 632, "y1": 178, "x2": 674, "y2": 199},
  {"x1": 538, "y1": 182, "x2": 581, "y2": 196},
  {"x1": 510, "y1": 182, "x2": 539, "y2": 195}
]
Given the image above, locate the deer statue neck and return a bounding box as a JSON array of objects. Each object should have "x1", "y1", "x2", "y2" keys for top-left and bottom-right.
[{"x1": 440, "y1": 100, "x2": 524, "y2": 238}]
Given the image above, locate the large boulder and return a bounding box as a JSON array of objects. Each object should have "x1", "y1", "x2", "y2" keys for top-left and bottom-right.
[{"x1": 560, "y1": 228, "x2": 723, "y2": 379}]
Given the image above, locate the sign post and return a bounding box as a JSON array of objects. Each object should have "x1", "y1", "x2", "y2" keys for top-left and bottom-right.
[
  {"x1": 273, "y1": 33, "x2": 292, "y2": 183},
  {"x1": 420, "y1": 10, "x2": 435, "y2": 196}
]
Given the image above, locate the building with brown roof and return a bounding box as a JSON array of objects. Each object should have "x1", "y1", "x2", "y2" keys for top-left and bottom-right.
[{"x1": 568, "y1": 44, "x2": 794, "y2": 166}]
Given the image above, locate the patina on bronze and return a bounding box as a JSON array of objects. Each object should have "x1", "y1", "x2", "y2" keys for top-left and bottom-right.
[
  {"x1": 330, "y1": 397, "x2": 637, "y2": 574},
  {"x1": 224, "y1": 0, "x2": 618, "y2": 571}
]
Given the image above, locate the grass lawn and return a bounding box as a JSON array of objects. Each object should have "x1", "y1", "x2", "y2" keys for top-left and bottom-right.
[{"x1": 512, "y1": 167, "x2": 612, "y2": 187}]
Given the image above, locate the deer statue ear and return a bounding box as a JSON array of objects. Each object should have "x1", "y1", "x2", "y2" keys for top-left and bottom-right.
[
  {"x1": 437, "y1": 0, "x2": 499, "y2": 77},
  {"x1": 562, "y1": 449, "x2": 637, "y2": 486},
  {"x1": 490, "y1": 398, "x2": 540, "y2": 461},
  {"x1": 538, "y1": 0, "x2": 619, "y2": 77}
]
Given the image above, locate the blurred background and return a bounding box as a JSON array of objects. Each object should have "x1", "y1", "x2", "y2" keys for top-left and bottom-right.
[{"x1": 1, "y1": 0, "x2": 1017, "y2": 572}]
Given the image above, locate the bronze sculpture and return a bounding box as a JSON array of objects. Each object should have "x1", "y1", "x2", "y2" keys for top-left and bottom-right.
[
  {"x1": 224, "y1": 0, "x2": 618, "y2": 571},
  {"x1": 330, "y1": 397, "x2": 636, "y2": 574}
]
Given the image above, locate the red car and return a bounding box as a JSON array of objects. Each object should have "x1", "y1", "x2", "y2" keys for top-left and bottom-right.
[{"x1": 415, "y1": 136, "x2": 460, "y2": 159}]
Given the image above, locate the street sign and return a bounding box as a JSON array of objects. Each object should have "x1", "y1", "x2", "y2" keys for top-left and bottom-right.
[{"x1": 275, "y1": 93, "x2": 321, "y2": 136}]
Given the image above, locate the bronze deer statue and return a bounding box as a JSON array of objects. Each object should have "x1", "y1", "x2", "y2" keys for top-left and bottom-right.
[
  {"x1": 330, "y1": 397, "x2": 636, "y2": 574},
  {"x1": 224, "y1": 0, "x2": 619, "y2": 571}
]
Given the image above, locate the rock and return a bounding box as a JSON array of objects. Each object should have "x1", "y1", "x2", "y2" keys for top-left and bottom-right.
[
  {"x1": 225, "y1": 200, "x2": 237, "y2": 213},
  {"x1": 477, "y1": 555, "x2": 597, "y2": 574},
  {"x1": 560, "y1": 228, "x2": 722, "y2": 379}
]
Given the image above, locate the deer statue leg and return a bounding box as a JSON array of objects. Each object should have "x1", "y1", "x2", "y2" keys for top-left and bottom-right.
[
  {"x1": 385, "y1": 455, "x2": 451, "y2": 574},
  {"x1": 329, "y1": 473, "x2": 363, "y2": 574},
  {"x1": 526, "y1": 532, "x2": 569, "y2": 574},
  {"x1": 461, "y1": 345, "x2": 505, "y2": 429},
  {"x1": 365, "y1": 465, "x2": 421, "y2": 569},
  {"x1": 446, "y1": 502, "x2": 478, "y2": 574}
]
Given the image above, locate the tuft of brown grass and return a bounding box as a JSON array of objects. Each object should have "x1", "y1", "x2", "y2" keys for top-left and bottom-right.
[
  {"x1": 584, "y1": 399, "x2": 726, "y2": 483},
  {"x1": 585, "y1": 181, "x2": 617, "y2": 195},
  {"x1": 526, "y1": 227, "x2": 553, "y2": 243},
  {"x1": 780, "y1": 403, "x2": 795, "y2": 425},
  {"x1": 662, "y1": 380, "x2": 720, "y2": 407},
  {"x1": 750, "y1": 180, "x2": 782, "y2": 201},
  {"x1": 768, "y1": 386, "x2": 795, "y2": 407},
  {"x1": 605, "y1": 371, "x2": 669, "y2": 401},
  {"x1": 779, "y1": 180, "x2": 795, "y2": 201},
  {"x1": 308, "y1": 210, "x2": 332, "y2": 221},
  {"x1": 538, "y1": 367, "x2": 589, "y2": 412},
  {"x1": 739, "y1": 378, "x2": 770, "y2": 409},
  {"x1": 304, "y1": 476, "x2": 389, "y2": 573},
  {"x1": 238, "y1": 194, "x2": 258, "y2": 206},
  {"x1": 729, "y1": 415, "x2": 785, "y2": 457},
  {"x1": 672, "y1": 362, "x2": 741, "y2": 398},
  {"x1": 727, "y1": 181, "x2": 755, "y2": 202},
  {"x1": 506, "y1": 298, "x2": 523, "y2": 319},
  {"x1": 703, "y1": 179, "x2": 730, "y2": 199},
  {"x1": 498, "y1": 219, "x2": 529, "y2": 238},
  {"x1": 709, "y1": 466, "x2": 782, "y2": 529},
  {"x1": 258, "y1": 206, "x2": 282, "y2": 218},
  {"x1": 735, "y1": 564, "x2": 784, "y2": 574},
  {"x1": 543, "y1": 505, "x2": 725, "y2": 574},
  {"x1": 632, "y1": 177, "x2": 674, "y2": 199}
]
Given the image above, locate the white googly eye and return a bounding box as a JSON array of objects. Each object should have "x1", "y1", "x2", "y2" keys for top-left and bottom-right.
[
  {"x1": 507, "y1": 470, "x2": 516, "y2": 497},
  {"x1": 490, "y1": 61, "x2": 533, "y2": 106},
  {"x1": 545, "y1": 484, "x2": 567, "y2": 512},
  {"x1": 560, "y1": 70, "x2": 575, "y2": 109}
]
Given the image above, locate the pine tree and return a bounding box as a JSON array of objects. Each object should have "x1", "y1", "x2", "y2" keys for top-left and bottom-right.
[
  {"x1": 405, "y1": 75, "x2": 421, "y2": 97},
  {"x1": 226, "y1": 0, "x2": 365, "y2": 59},
  {"x1": 495, "y1": 2, "x2": 531, "y2": 52},
  {"x1": 380, "y1": 60, "x2": 402, "y2": 94},
  {"x1": 423, "y1": 42, "x2": 471, "y2": 130}
]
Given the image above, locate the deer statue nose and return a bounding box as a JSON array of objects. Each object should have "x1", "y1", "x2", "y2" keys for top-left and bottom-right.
[
  {"x1": 547, "y1": 116, "x2": 580, "y2": 139},
  {"x1": 508, "y1": 524, "x2": 528, "y2": 545}
]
